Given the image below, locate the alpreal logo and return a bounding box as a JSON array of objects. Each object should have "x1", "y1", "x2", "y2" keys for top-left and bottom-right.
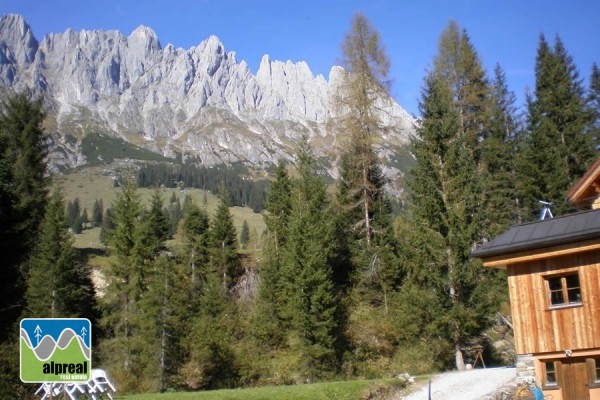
[{"x1": 20, "y1": 318, "x2": 91, "y2": 383}]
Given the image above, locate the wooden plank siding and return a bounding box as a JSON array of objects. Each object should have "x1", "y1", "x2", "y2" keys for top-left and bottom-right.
[{"x1": 507, "y1": 251, "x2": 600, "y2": 355}]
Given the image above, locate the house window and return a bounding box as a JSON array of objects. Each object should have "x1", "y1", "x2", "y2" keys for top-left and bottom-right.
[
  {"x1": 546, "y1": 273, "x2": 582, "y2": 306},
  {"x1": 595, "y1": 359, "x2": 600, "y2": 383},
  {"x1": 544, "y1": 361, "x2": 558, "y2": 386}
]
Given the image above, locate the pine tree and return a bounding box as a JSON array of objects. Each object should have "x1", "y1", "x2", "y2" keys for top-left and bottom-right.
[
  {"x1": 239, "y1": 220, "x2": 250, "y2": 249},
  {"x1": 0, "y1": 93, "x2": 48, "y2": 342},
  {"x1": 588, "y1": 63, "x2": 600, "y2": 151},
  {"x1": 481, "y1": 64, "x2": 522, "y2": 235},
  {"x1": 25, "y1": 186, "x2": 96, "y2": 319},
  {"x1": 92, "y1": 198, "x2": 103, "y2": 227},
  {"x1": 100, "y1": 176, "x2": 145, "y2": 373},
  {"x1": 100, "y1": 207, "x2": 115, "y2": 245},
  {"x1": 255, "y1": 161, "x2": 293, "y2": 345},
  {"x1": 209, "y1": 186, "x2": 239, "y2": 289},
  {"x1": 281, "y1": 137, "x2": 339, "y2": 376},
  {"x1": 406, "y1": 72, "x2": 490, "y2": 370},
  {"x1": 136, "y1": 254, "x2": 189, "y2": 391},
  {"x1": 181, "y1": 201, "x2": 211, "y2": 291},
  {"x1": 518, "y1": 35, "x2": 596, "y2": 218}
]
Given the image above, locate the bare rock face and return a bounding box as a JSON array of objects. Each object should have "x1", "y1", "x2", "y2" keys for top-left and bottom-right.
[{"x1": 0, "y1": 13, "x2": 416, "y2": 177}]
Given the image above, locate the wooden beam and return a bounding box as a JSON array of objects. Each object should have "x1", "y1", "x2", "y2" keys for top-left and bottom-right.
[{"x1": 481, "y1": 239, "x2": 600, "y2": 268}]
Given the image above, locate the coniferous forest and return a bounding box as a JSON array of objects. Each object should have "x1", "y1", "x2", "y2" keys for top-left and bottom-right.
[{"x1": 1, "y1": 14, "x2": 599, "y2": 397}]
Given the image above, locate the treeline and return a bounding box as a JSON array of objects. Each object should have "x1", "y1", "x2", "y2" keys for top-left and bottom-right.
[
  {"x1": 137, "y1": 162, "x2": 270, "y2": 213},
  {"x1": 1, "y1": 12, "x2": 599, "y2": 398}
]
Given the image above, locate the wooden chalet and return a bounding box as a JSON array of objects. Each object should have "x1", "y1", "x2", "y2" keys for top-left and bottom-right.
[{"x1": 473, "y1": 159, "x2": 600, "y2": 400}]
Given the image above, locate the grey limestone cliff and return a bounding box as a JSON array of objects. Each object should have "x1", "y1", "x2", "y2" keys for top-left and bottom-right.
[{"x1": 0, "y1": 13, "x2": 415, "y2": 176}]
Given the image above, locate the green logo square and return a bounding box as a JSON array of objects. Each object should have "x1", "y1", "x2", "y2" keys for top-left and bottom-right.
[{"x1": 20, "y1": 318, "x2": 91, "y2": 383}]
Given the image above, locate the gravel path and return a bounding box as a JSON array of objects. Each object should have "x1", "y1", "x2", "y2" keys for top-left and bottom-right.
[{"x1": 398, "y1": 367, "x2": 518, "y2": 400}]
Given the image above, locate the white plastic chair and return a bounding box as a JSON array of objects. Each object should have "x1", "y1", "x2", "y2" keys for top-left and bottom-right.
[
  {"x1": 35, "y1": 383, "x2": 63, "y2": 399},
  {"x1": 65, "y1": 382, "x2": 90, "y2": 399},
  {"x1": 86, "y1": 369, "x2": 116, "y2": 399}
]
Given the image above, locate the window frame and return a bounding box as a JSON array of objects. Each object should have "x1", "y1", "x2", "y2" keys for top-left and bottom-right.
[
  {"x1": 542, "y1": 360, "x2": 560, "y2": 389},
  {"x1": 545, "y1": 272, "x2": 582, "y2": 309},
  {"x1": 588, "y1": 358, "x2": 600, "y2": 388}
]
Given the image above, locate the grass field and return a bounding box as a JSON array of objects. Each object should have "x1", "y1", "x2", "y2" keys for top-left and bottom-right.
[
  {"x1": 58, "y1": 167, "x2": 266, "y2": 250},
  {"x1": 114, "y1": 378, "x2": 413, "y2": 400}
]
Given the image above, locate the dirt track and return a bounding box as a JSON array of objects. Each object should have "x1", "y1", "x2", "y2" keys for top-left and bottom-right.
[{"x1": 398, "y1": 367, "x2": 518, "y2": 400}]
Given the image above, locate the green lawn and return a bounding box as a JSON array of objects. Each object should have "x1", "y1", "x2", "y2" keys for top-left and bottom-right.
[{"x1": 115, "y1": 379, "x2": 411, "y2": 400}]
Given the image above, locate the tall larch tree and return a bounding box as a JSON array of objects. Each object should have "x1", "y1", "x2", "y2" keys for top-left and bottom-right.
[
  {"x1": 406, "y1": 72, "x2": 492, "y2": 371},
  {"x1": 518, "y1": 35, "x2": 597, "y2": 218},
  {"x1": 434, "y1": 20, "x2": 491, "y2": 163},
  {"x1": 336, "y1": 12, "x2": 391, "y2": 250}
]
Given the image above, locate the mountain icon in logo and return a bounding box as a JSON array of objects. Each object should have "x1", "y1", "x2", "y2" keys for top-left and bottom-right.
[{"x1": 20, "y1": 318, "x2": 92, "y2": 383}]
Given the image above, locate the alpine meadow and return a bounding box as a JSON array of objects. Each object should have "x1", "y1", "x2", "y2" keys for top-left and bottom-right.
[{"x1": 0, "y1": 10, "x2": 598, "y2": 399}]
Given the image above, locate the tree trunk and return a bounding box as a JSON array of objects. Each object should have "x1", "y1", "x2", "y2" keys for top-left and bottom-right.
[{"x1": 455, "y1": 342, "x2": 466, "y2": 371}]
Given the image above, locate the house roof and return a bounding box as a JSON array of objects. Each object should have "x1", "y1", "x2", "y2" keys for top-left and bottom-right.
[
  {"x1": 567, "y1": 158, "x2": 600, "y2": 209},
  {"x1": 472, "y1": 208, "x2": 600, "y2": 259}
]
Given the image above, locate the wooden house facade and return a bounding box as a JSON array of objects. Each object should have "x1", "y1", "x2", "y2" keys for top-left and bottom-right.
[{"x1": 473, "y1": 160, "x2": 600, "y2": 400}]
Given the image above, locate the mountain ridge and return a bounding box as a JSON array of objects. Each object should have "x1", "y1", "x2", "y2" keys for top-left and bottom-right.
[{"x1": 0, "y1": 13, "x2": 415, "y2": 183}]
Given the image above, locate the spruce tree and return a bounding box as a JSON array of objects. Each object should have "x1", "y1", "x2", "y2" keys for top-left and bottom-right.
[
  {"x1": 255, "y1": 161, "x2": 292, "y2": 345},
  {"x1": 239, "y1": 220, "x2": 250, "y2": 250},
  {"x1": 281, "y1": 137, "x2": 339, "y2": 376},
  {"x1": 209, "y1": 187, "x2": 239, "y2": 289},
  {"x1": 92, "y1": 198, "x2": 103, "y2": 227},
  {"x1": 518, "y1": 35, "x2": 596, "y2": 218},
  {"x1": 25, "y1": 186, "x2": 96, "y2": 319},
  {"x1": 589, "y1": 63, "x2": 600, "y2": 150},
  {"x1": 0, "y1": 93, "x2": 48, "y2": 342},
  {"x1": 100, "y1": 176, "x2": 145, "y2": 373},
  {"x1": 481, "y1": 64, "x2": 521, "y2": 235},
  {"x1": 136, "y1": 254, "x2": 189, "y2": 392},
  {"x1": 181, "y1": 201, "x2": 211, "y2": 291},
  {"x1": 406, "y1": 72, "x2": 490, "y2": 370}
]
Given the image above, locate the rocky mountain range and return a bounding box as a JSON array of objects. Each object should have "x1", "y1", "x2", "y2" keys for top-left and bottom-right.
[{"x1": 0, "y1": 13, "x2": 415, "y2": 181}]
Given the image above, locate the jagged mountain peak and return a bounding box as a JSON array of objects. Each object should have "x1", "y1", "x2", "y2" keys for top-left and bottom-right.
[
  {"x1": 0, "y1": 13, "x2": 38, "y2": 65},
  {"x1": 128, "y1": 24, "x2": 161, "y2": 50},
  {"x1": 0, "y1": 13, "x2": 415, "y2": 183}
]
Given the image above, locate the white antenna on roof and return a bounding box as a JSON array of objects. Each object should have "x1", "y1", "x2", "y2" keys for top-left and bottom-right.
[{"x1": 539, "y1": 200, "x2": 553, "y2": 220}]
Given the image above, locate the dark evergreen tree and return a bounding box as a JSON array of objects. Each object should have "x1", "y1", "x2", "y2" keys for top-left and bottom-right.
[
  {"x1": 406, "y1": 72, "x2": 491, "y2": 370},
  {"x1": 0, "y1": 93, "x2": 48, "y2": 342},
  {"x1": 100, "y1": 176, "x2": 145, "y2": 377},
  {"x1": 92, "y1": 198, "x2": 104, "y2": 227},
  {"x1": 100, "y1": 207, "x2": 115, "y2": 245},
  {"x1": 481, "y1": 64, "x2": 522, "y2": 235},
  {"x1": 239, "y1": 220, "x2": 250, "y2": 250},
  {"x1": 67, "y1": 198, "x2": 81, "y2": 232},
  {"x1": 281, "y1": 137, "x2": 339, "y2": 376},
  {"x1": 167, "y1": 193, "x2": 182, "y2": 236},
  {"x1": 25, "y1": 186, "x2": 96, "y2": 319},
  {"x1": 588, "y1": 63, "x2": 600, "y2": 150},
  {"x1": 209, "y1": 187, "x2": 239, "y2": 289},
  {"x1": 255, "y1": 161, "x2": 293, "y2": 345},
  {"x1": 181, "y1": 201, "x2": 211, "y2": 291},
  {"x1": 518, "y1": 35, "x2": 597, "y2": 218},
  {"x1": 136, "y1": 254, "x2": 189, "y2": 392}
]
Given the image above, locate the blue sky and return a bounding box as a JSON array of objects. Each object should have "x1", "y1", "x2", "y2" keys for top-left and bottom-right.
[{"x1": 1, "y1": 0, "x2": 599, "y2": 116}]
